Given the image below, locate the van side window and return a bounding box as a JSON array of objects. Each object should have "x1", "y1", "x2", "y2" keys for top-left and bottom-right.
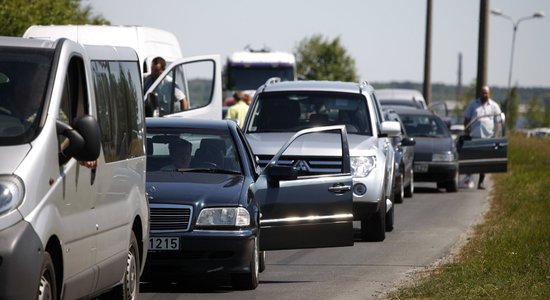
[
  {"x1": 92, "y1": 61, "x2": 145, "y2": 162},
  {"x1": 58, "y1": 57, "x2": 89, "y2": 165}
]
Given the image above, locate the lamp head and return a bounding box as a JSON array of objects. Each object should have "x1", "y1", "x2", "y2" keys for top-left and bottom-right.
[{"x1": 491, "y1": 9, "x2": 503, "y2": 16}]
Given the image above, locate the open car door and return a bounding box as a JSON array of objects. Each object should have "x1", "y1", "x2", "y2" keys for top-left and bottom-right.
[
  {"x1": 145, "y1": 54, "x2": 222, "y2": 120},
  {"x1": 457, "y1": 113, "x2": 508, "y2": 174},
  {"x1": 254, "y1": 125, "x2": 354, "y2": 251}
]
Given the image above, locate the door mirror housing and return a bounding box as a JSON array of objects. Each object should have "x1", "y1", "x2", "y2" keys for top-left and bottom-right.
[
  {"x1": 57, "y1": 115, "x2": 101, "y2": 164},
  {"x1": 265, "y1": 165, "x2": 298, "y2": 186},
  {"x1": 401, "y1": 136, "x2": 416, "y2": 146},
  {"x1": 144, "y1": 92, "x2": 158, "y2": 117},
  {"x1": 381, "y1": 121, "x2": 401, "y2": 137}
]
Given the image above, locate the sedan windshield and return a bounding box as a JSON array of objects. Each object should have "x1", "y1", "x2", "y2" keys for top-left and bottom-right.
[
  {"x1": 400, "y1": 114, "x2": 450, "y2": 138},
  {"x1": 0, "y1": 47, "x2": 54, "y2": 144},
  {"x1": 246, "y1": 91, "x2": 372, "y2": 135},
  {"x1": 146, "y1": 128, "x2": 242, "y2": 174}
]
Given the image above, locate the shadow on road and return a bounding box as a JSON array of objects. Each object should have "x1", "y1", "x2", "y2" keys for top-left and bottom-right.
[{"x1": 140, "y1": 276, "x2": 233, "y2": 294}]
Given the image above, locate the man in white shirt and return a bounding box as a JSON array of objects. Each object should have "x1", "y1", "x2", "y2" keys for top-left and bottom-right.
[{"x1": 463, "y1": 85, "x2": 502, "y2": 189}]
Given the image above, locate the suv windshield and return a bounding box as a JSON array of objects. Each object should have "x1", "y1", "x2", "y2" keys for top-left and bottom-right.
[
  {"x1": 0, "y1": 47, "x2": 54, "y2": 144},
  {"x1": 246, "y1": 91, "x2": 372, "y2": 135}
]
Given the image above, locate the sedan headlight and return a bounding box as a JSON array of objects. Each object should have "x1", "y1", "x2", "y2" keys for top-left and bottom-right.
[
  {"x1": 196, "y1": 207, "x2": 250, "y2": 227},
  {"x1": 432, "y1": 151, "x2": 455, "y2": 162},
  {"x1": 0, "y1": 175, "x2": 25, "y2": 216},
  {"x1": 350, "y1": 156, "x2": 376, "y2": 178}
]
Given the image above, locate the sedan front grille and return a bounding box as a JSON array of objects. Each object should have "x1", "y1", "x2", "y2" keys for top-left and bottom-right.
[{"x1": 149, "y1": 203, "x2": 193, "y2": 233}]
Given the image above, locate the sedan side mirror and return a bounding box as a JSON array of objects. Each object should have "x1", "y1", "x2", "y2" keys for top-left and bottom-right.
[
  {"x1": 145, "y1": 93, "x2": 158, "y2": 117},
  {"x1": 401, "y1": 137, "x2": 416, "y2": 147}
]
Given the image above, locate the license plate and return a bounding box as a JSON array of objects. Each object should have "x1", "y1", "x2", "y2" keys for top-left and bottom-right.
[
  {"x1": 149, "y1": 237, "x2": 179, "y2": 251},
  {"x1": 414, "y1": 164, "x2": 428, "y2": 173}
]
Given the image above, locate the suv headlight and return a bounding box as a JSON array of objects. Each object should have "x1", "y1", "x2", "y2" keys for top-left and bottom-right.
[
  {"x1": 432, "y1": 151, "x2": 455, "y2": 162},
  {"x1": 196, "y1": 207, "x2": 250, "y2": 227},
  {"x1": 0, "y1": 175, "x2": 25, "y2": 216},
  {"x1": 350, "y1": 156, "x2": 376, "y2": 178}
]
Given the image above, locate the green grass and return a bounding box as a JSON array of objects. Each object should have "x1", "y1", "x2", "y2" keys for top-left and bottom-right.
[{"x1": 389, "y1": 133, "x2": 550, "y2": 299}]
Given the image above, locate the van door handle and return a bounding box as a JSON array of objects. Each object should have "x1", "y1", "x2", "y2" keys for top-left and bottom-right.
[{"x1": 328, "y1": 184, "x2": 351, "y2": 193}]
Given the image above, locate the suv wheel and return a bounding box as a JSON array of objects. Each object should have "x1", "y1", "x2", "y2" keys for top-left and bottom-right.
[{"x1": 360, "y1": 200, "x2": 386, "y2": 242}]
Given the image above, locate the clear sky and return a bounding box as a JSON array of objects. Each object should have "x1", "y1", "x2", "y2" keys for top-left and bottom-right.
[{"x1": 85, "y1": 0, "x2": 550, "y2": 89}]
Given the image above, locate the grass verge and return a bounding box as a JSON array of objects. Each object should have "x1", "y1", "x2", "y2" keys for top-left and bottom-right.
[{"x1": 388, "y1": 133, "x2": 550, "y2": 299}]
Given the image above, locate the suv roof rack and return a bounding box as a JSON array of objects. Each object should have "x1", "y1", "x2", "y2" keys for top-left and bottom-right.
[
  {"x1": 359, "y1": 80, "x2": 370, "y2": 93},
  {"x1": 264, "y1": 77, "x2": 281, "y2": 85}
]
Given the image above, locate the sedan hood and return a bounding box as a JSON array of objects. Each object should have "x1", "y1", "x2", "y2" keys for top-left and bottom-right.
[
  {"x1": 147, "y1": 173, "x2": 245, "y2": 207},
  {"x1": 413, "y1": 137, "x2": 454, "y2": 161},
  {"x1": 0, "y1": 145, "x2": 30, "y2": 174},
  {"x1": 246, "y1": 132, "x2": 377, "y2": 157}
]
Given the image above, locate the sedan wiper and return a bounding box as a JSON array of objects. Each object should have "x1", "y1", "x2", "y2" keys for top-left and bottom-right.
[{"x1": 176, "y1": 168, "x2": 242, "y2": 175}]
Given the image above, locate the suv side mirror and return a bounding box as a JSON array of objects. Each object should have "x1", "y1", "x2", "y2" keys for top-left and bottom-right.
[
  {"x1": 401, "y1": 137, "x2": 416, "y2": 146},
  {"x1": 265, "y1": 165, "x2": 298, "y2": 187},
  {"x1": 381, "y1": 121, "x2": 401, "y2": 137}
]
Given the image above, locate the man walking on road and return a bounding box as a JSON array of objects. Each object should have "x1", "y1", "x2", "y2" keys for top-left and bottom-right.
[{"x1": 463, "y1": 85, "x2": 502, "y2": 189}]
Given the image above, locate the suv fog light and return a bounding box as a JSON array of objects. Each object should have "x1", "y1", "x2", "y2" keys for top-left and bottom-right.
[{"x1": 353, "y1": 183, "x2": 367, "y2": 196}]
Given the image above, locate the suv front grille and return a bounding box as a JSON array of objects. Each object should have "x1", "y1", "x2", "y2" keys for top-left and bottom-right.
[
  {"x1": 149, "y1": 203, "x2": 193, "y2": 233},
  {"x1": 257, "y1": 155, "x2": 342, "y2": 174}
]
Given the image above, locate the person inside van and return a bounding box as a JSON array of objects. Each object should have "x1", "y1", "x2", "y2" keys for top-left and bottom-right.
[
  {"x1": 162, "y1": 139, "x2": 192, "y2": 171},
  {"x1": 144, "y1": 56, "x2": 188, "y2": 112}
]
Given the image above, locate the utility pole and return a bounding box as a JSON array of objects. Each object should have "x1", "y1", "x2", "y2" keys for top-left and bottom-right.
[
  {"x1": 456, "y1": 52, "x2": 463, "y2": 99},
  {"x1": 423, "y1": 0, "x2": 432, "y2": 105},
  {"x1": 476, "y1": 0, "x2": 489, "y2": 98}
]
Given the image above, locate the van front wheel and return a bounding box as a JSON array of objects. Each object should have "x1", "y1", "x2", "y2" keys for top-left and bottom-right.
[
  {"x1": 112, "y1": 231, "x2": 140, "y2": 300},
  {"x1": 38, "y1": 252, "x2": 57, "y2": 300}
]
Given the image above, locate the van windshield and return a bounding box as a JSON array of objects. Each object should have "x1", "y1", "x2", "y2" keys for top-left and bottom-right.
[
  {"x1": 246, "y1": 91, "x2": 372, "y2": 135},
  {"x1": 0, "y1": 47, "x2": 53, "y2": 145}
]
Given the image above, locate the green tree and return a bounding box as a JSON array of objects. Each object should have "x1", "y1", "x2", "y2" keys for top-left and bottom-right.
[
  {"x1": 544, "y1": 94, "x2": 550, "y2": 127},
  {"x1": 0, "y1": 0, "x2": 109, "y2": 37},
  {"x1": 525, "y1": 96, "x2": 544, "y2": 128},
  {"x1": 505, "y1": 87, "x2": 519, "y2": 131},
  {"x1": 455, "y1": 79, "x2": 477, "y2": 125},
  {"x1": 294, "y1": 34, "x2": 358, "y2": 82}
]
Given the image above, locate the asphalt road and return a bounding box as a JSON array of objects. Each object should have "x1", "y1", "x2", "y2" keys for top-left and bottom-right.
[{"x1": 139, "y1": 175, "x2": 490, "y2": 300}]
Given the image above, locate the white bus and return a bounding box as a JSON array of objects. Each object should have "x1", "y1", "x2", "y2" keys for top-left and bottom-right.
[{"x1": 225, "y1": 48, "x2": 296, "y2": 95}]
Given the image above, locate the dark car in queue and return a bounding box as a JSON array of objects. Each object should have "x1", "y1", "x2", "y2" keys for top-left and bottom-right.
[
  {"x1": 393, "y1": 107, "x2": 460, "y2": 192},
  {"x1": 383, "y1": 108, "x2": 416, "y2": 202},
  {"x1": 394, "y1": 107, "x2": 509, "y2": 193},
  {"x1": 143, "y1": 117, "x2": 354, "y2": 290}
]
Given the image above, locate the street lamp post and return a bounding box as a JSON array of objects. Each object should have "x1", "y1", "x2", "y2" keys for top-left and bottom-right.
[{"x1": 490, "y1": 9, "x2": 544, "y2": 126}]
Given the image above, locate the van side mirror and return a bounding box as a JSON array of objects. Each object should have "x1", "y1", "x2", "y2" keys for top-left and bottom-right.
[{"x1": 57, "y1": 115, "x2": 101, "y2": 164}]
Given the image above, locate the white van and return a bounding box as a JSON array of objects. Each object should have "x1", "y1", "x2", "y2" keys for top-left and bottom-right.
[
  {"x1": 0, "y1": 36, "x2": 149, "y2": 299},
  {"x1": 24, "y1": 25, "x2": 223, "y2": 120},
  {"x1": 23, "y1": 24, "x2": 183, "y2": 77}
]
